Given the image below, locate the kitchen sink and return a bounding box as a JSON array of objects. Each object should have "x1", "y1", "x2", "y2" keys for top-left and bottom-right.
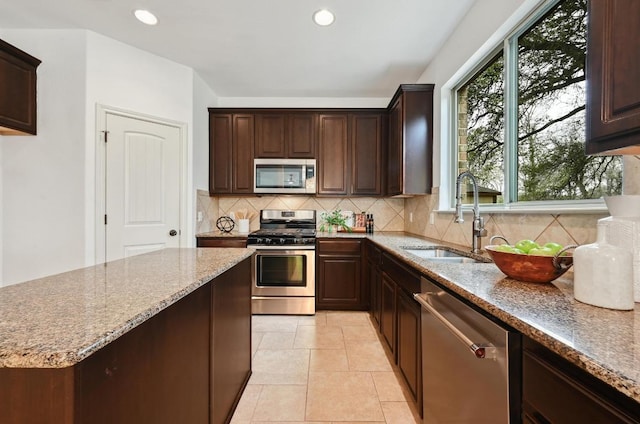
[{"x1": 402, "y1": 246, "x2": 489, "y2": 264}]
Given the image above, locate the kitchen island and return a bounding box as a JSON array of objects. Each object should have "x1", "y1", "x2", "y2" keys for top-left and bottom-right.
[{"x1": 0, "y1": 247, "x2": 254, "y2": 424}]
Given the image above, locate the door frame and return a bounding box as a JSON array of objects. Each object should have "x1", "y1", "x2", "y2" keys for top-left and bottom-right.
[{"x1": 95, "y1": 104, "x2": 190, "y2": 264}]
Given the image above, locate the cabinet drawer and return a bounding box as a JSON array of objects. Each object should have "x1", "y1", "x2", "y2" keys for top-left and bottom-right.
[
  {"x1": 523, "y1": 340, "x2": 638, "y2": 423},
  {"x1": 197, "y1": 238, "x2": 247, "y2": 248},
  {"x1": 317, "y1": 239, "x2": 362, "y2": 255},
  {"x1": 382, "y1": 252, "x2": 420, "y2": 294}
]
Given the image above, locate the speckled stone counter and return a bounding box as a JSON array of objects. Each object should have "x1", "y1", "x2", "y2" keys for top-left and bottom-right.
[
  {"x1": 319, "y1": 231, "x2": 640, "y2": 403},
  {"x1": 0, "y1": 247, "x2": 253, "y2": 369}
]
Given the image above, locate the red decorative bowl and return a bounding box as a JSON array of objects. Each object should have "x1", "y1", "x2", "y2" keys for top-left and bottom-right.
[{"x1": 485, "y1": 245, "x2": 574, "y2": 283}]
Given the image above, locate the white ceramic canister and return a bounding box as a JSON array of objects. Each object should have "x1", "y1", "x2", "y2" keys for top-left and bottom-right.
[{"x1": 573, "y1": 222, "x2": 634, "y2": 310}]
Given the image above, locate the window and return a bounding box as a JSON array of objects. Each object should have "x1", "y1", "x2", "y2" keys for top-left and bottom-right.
[{"x1": 455, "y1": 0, "x2": 622, "y2": 207}]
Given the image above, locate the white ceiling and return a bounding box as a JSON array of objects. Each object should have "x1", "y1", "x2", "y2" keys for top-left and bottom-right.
[{"x1": 0, "y1": 0, "x2": 476, "y2": 98}]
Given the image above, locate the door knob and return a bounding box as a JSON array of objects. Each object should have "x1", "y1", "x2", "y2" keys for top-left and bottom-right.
[{"x1": 169, "y1": 229, "x2": 178, "y2": 236}]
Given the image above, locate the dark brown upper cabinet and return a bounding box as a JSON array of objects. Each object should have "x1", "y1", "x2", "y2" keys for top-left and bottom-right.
[
  {"x1": 387, "y1": 84, "x2": 434, "y2": 196},
  {"x1": 0, "y1": 38, "x2": 41, "y2": 136},
  {"x1": 317, "y1": 113, "x2": 349, "y2": 195},
  {"x1": 586, "y1": 0, "x2": 640, "y2": 155},
  {"x1": 254, "y1": 113, "x2": 316, "y2": 158},
  {"x1": 209, "y1": 112, "x2": 254, "y2": 195},
  {"x1": 317, "y1": 111, "x2": 386, "y2": 196}
]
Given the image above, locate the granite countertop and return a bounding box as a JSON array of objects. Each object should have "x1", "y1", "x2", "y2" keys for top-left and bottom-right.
[
  {"x1": 319, "y1": 231, "x2": 640, "y2": 403},
  {"x1": 0, "y1": 248, "x2": 253, "y2": 369}
]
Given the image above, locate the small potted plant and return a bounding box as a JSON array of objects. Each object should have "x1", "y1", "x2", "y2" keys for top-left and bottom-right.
[{"x1": 319, "y1": 209, "x2": 352, "y2": 233}]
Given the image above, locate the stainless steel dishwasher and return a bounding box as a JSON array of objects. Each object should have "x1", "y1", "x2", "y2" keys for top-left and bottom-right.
[{"x1": 414, "y1": 277, "x2": 521, "y2": 423}]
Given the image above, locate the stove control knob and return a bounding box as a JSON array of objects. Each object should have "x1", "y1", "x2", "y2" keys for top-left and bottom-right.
[{"x1": 279, "y1": 238, "x2": 286, "y2": 245}]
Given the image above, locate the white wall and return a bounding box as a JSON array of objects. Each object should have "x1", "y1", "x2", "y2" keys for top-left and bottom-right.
[
  {"x1": 193, "y1": 72, "x2": 218, "y2": 191},
  {"x1": 0, "y1": 29, "x2": 199, "y2": 285},
  {"x1": 0, "y1": 30, "x2": 88, "y2": 286},
  {"x1": 416, "y1": 0, "x2": 527, "y2": 194},
  {"x1": 84, "y1": 31, "x2": 196, "y2": 258}
]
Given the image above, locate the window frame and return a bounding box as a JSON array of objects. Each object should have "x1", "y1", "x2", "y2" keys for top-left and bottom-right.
[{"x1": 442, "y1": 0, "x2": 609, "y2": 214}]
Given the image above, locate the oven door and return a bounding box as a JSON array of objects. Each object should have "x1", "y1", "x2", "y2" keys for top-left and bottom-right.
[{"x1": 251, "y1": 248, "x2": 315, "y2": 297}]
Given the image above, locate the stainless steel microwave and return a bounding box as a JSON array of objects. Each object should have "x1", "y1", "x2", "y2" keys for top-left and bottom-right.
[{"x1": 254, "y1": 158, "x2": 316, "y2": 194}]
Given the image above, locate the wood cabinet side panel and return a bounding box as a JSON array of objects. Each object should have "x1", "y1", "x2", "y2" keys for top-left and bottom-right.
[
  {"x1": 211, "y1": 258, "x2": 252, "y2": 424},
  {"x1": 0, "y1": 367, "x2": 75, "y2": 423},
  {"x1": 0, "y1": 40, "x2": 39, "y2": 135}
]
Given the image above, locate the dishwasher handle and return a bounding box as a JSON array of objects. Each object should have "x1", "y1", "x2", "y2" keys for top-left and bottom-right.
[{"x1": 414, "y1": 292, "x2": 497, "y2": 360}]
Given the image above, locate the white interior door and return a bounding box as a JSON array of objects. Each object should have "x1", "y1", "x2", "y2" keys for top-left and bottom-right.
[{"x1": 105, "y1": 113, "x2": 181, "y2": 261}]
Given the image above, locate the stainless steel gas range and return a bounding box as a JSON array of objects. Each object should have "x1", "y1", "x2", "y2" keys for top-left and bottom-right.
[{"x1": 247, "y1": 209, "x2": 316, "y2": 315}]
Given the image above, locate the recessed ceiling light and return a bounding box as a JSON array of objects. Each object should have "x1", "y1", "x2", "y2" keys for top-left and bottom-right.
[
  {"x1": 134, "y1": 9, "x2": 158, "y2": 26},
  {"x1": 313, "y1": 9, "x2": 335, "y2": 26}
]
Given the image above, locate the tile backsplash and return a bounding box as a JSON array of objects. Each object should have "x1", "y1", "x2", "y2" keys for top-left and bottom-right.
[
  {"x1": 196, "y1": 155, "x2": 640, "y2": 246},
  {"x1": 195, "y1": 190, "x2": 404, "y2": 234}
]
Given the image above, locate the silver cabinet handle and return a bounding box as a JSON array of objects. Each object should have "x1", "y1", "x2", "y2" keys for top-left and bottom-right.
[{"x1": 413, "y1": 292, "x2": 497, "y2": 359}]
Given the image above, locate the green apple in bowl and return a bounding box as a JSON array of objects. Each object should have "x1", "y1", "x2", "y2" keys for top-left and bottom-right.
[
  {"x1": 543, "y1": 242, "x2": 564, "y2": 255},
  {"x1": 494, "y1": 244, "x2": 525, "y2": 254},
  {"x1": 514, "y1": 239, "x2": 540, "y2": 254},
  {"x1": 528, "y1": 246, "x2": 556, "y2": 256}
]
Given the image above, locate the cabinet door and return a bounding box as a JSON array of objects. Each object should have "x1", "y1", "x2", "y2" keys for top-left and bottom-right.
[
  {"x1": 232, "y1": 114, "x2": 254, "y2": 193},
  {"x1": 255, "y1": 114, "x2": 287, "y2": 157},
  {"x1": 387, "y1": 98, "x2": 403, "y2": 196},
  {"x1": 586, "y1": 0, "x2": 640, "y2": 154},
  {"x1": 316, "y1": 255, "x2": 363, "y2": 309},
  {"x1": 209, "y1": 114, "x2": 233, "y2": 194},
  {"x1": 380, "y1": 274, "x2": 396, "y2": 357},
  {"x1": 351, "y1": 114, "x2": 383, "y2": 195},
  {"x1": 317, "y1": 114, "x2": 348, "y2": 195},
  {"x1": 396, "y1": 289, "x2": 422, "y2": 408},
  {"x1": 0, "y1": 39, "x2": 40, "y2": 135},
  {"x1": 288, "y1": 113, "x2": 316, "y2": 158},
  {"x1": 316, "y1": 239, "x2": 365, "y2": 310}
]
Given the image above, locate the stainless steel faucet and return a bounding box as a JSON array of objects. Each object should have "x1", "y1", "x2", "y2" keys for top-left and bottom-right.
[{"x1": 455, "y1": 171, "x2": 487, "y2": 253}]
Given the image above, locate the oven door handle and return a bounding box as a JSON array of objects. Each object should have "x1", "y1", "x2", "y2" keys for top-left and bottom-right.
[{"x1": 413, "y1": 292, "x2": 497, "y2": 360}]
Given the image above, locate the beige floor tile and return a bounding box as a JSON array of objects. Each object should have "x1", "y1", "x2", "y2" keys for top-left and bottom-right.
[
  {"x1": 310, "y1": 349, "x2": 349, "y2": 371},
  {"x1": 345, "y1": 339, "x2": 393, "y2": 371},
  {"x1": 229, "y1": 384, "x2": 262, "y2": 422},
  {"x1": 249, "y1": 349, "x2": 310, "y2": 385},
  {"x1": 252, "y1": 385, "x2": 307, "y2": 422},
  {"x1": 372, "y1": 371, "x2": 409, "y2": 401},
  {"x1": 252, "y1": 315, "x2": 300, "y2": 333},
  {"x1": 293, "y1": 325, "x2": 345, "y2": 349},
  {"x1": 252, "y1": 331, "x2": 264, "y2": 357},
  {"x1": 381, "y1": 401, "x2": 421, "y2": 424},
  {"x1": 342, "y1": 324, "x2": 378, "y2": 341},
  {"x1": 331, "y1": 422, "x2": 385, "y2": 424},
  {"x1": 298, "y1": 310, "x2": 328, "y2": 326},
  {"x1": 306, "y1": 371, "x2": 385, "y2": 422},
  {"x1": 258, "y1": 332, "x2": 295, "y2": 349},
  {"x1": 326, "y1": 310, "x2": 371, "y2": 326}
]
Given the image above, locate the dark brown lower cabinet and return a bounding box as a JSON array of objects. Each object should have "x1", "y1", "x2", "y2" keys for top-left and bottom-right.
[
  {"x1": 380, "y1": 273, "x2": 397, "y2": 356},
  {"x1": 396, "y1": 288, "x2": 422, "y2": 411},
  {"x1": 523, "y1": 337, "x2": 640, "y2": 423},
  {"x1": 316, "y1": 239, "x2": 367, "y2": 310},
  {"x1": 366, "y1": 242, "x2": 382, "y2": 328},
  {"x1": 0, "y1": 258, "x2": 252, "y2": 424}
]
